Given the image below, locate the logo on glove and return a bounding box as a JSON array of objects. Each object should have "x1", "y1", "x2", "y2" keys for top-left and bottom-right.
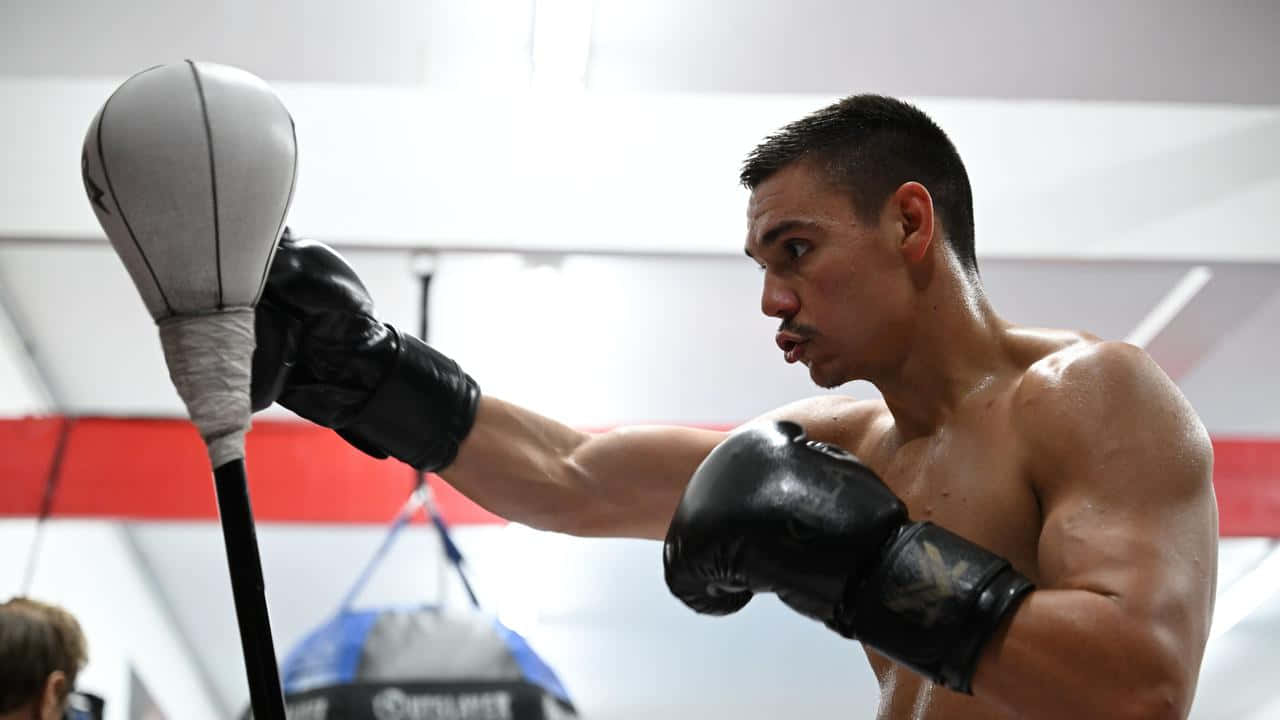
[{"x1": 882, "y1": 541, "x2": 971, "y2": 628}]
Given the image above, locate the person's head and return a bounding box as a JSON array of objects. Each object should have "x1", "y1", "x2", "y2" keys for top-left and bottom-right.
[
  {"x1": 0, "y1": 597, "x2": 88, "y2": 720},
  {"x1": 740, "y1": 94, "x2": 977, "y2": 388}
]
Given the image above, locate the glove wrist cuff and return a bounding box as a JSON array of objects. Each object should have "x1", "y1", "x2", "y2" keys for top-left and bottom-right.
[
  {"x1": 839, "y1": 521, "x2": 1033, "y2": 694},
  {"x1": 340, "y1": 326, "x2": 481, "y2": 471}
]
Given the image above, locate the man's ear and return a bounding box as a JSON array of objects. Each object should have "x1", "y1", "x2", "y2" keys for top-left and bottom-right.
[
  {"x1": 41, "y1": 670, "x2": 67, "y2": 718},
  {"x1": 891, "y1": 182, "x2": 935, "y2": 265}
]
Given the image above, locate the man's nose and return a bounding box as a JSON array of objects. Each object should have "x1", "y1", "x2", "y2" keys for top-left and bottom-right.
[{"x1": 761, "y1": 273, "x2": 799, "y2": 319}]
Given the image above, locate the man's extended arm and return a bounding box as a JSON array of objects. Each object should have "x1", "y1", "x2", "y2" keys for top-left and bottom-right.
[
  {"x1": 442, "y1": 397, "x2": 724, "y2": 538},
  {"x1": 251, "y1": 232, "x2": 725, "y2": 538}
]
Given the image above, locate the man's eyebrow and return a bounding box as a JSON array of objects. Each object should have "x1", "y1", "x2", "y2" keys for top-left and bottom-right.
[{"x1": 744, "y1": 219, "x2": 822, "y2": 258}]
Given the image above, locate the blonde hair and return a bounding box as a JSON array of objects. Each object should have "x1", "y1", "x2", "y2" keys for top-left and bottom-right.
[{"x1": 0, "y1": 596, "x2": 89, "y2": 711}]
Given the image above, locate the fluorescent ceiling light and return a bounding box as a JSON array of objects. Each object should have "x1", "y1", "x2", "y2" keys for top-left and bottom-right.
[
  {"x1": 1210, "y1": 542, "x2": 1280, "y2": 643},
  {"x1": 531, "y1": 0, "x2": 595, "y2": 90}
]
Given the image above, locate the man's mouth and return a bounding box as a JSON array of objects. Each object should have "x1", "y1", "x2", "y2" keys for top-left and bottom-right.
[{"x1": 775, "y1": 333, "x2": 810, "y2": 364}]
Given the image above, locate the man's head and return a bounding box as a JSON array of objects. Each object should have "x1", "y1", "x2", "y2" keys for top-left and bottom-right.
[
  {"x1": 0, "y1": 597, "x2": 88, "y2": 720},
  {"x1": 741, "y1": 94, "x2": 977, "y2": 387}
]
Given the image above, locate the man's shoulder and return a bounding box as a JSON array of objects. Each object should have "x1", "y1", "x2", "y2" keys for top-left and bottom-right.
[
  {"x1": 1016, "y1": 338, "x2": 1164, "y2": 415},
  {"x1": 1013, "y1": 338, "x2": 1206, "y2": 474},
  {"x1": 754, "y1": 394, "x2": 888, "y2": 453}
]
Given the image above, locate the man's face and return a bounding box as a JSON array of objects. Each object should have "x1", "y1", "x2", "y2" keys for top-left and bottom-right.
[{"x1": 744, "y1": 162, "x2": 915, "y2": 388}]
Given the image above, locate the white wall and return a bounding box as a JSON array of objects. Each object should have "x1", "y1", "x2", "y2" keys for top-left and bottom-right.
[
  {"x1": 111, "y1": 521, "x2": 943, "y2": 718},
  {"x1": 4, "y1": 518, "x2": 1266, "y2": 719},
  {"x1": 5, "y1": 76, "x2": 1280, "y2": 261},
  {"x1": 4, "y1": 241, "x2": 1276, "y2": 434},
  {"x1": 1191, "y1": 538, "x2": 1280, "y2": 718},
  {"x1": 0, "y1": 520, "x2": 225, "y2": 720},
  {"x1": 121, "y1": 520, "x2": 881, "y2": 719},
  {"x1": 0, "y1": 290, "x2": 52, "y2": 416}
]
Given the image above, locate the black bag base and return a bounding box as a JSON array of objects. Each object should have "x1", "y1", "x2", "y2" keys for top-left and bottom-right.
[{"x1": 244, "y1": 679, "x2": 576, "y2": 720}]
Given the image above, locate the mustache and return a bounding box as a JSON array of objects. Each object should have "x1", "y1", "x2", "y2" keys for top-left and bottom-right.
[{"x1": 778, "y1": 321, "x2": 818, "y2": 339}]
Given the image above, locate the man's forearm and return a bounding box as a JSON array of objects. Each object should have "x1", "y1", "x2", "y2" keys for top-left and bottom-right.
[
  {"x1": 440, "y1": 397, "x2": 721, "y2": 539},
  {"x1": 972, "y1": 589, "x2": 1195, "y2": 720},
  {"x1": 439, "y1": 396, "x2": 594, "y2": 532}
]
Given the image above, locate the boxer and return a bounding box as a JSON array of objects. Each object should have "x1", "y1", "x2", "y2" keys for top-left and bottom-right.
[{"x1": 252, "y1": 94, "x2": 1217, "y2": 719}]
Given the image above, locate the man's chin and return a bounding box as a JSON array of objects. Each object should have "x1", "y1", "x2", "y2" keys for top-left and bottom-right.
[{"x1": 807, "y1": 362, "x2": 847, "y2": 390}]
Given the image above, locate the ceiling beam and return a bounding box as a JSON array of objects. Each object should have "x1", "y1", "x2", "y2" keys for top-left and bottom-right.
[
  {"x1": 1139, "y1": 265, "x2": 1280, "y2": 380},
  {"x1": 1125, "y1": 265, "x2": 1213, "y2": 350},
  {"x1": 0, "y1": 280, "x2": 60, "y2": 413},
  {"x1": 119, "y1": 523, "x2": 234, "y2": 718}
]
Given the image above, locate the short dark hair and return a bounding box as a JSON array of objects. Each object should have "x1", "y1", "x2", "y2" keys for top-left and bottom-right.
[
  {"x1": 741, "y1": 94, "x2": 977, "y2": 276},
  {"x1": 0, "y1": 596, "x2": 88, "y2": 712}
]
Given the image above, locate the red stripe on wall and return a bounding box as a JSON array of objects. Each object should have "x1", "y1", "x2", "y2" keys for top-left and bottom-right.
[
  {"x1": 0, "y1": 417, "x2": 501, "y2": 526},
  {"x1": 1210, "y1": 438, "x2": 1280, "y2": 537},
  {"x1": 1, "y1": 417, "x2": 1278, "y2": 536},
  {"x1": 0, "y1": 417, "x2": 67, "y2": 515}
]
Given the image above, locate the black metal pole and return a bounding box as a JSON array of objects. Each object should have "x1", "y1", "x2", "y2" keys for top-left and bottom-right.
[
  {"x1": 212, "y1": 458, "x2": 286, "y2": 720},
  {"x1": 418, "y1": 272, "x2": 431, "y2": 342},
  {"x1": 417, "y1": 270, "x2": 433, "y2": 499}
]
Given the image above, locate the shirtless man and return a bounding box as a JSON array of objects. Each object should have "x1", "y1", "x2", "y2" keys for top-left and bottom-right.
[{"x1": 252, "y1": 94, "x2": 1218, "y2": 719}]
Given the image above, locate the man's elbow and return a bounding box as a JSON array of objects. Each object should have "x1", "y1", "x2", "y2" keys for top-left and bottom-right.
[
  {"x1": 1109, "y1": 654, "x2": 1194, "y2": 720},
  {"x1": 1115, "y1": 681, "x2": 1189, "y2": 720}
]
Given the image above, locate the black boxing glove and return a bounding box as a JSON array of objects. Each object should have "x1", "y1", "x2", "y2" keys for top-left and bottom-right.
[
  {"x1": 663, "y1": 421, "x2": 1033, "y2": 694},
  {"x1": 251, "y1": 228, "x2": 480, "y2": 471}
]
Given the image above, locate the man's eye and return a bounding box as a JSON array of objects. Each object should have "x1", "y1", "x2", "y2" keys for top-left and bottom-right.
[{"x1": 786, "y1": 240, "x2": 810, "y2": 259}]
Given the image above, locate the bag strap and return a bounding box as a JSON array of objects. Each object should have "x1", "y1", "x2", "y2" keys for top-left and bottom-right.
[
  {"x1": 336, "y1": 475, "x2": 480, "y2": 613},
  {"x1": 420, "y1": 477, "x2": 481, "y2": 608}
]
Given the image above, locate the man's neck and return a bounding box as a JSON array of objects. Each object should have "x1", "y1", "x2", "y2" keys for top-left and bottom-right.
[{"x1": 873, "y1": 273, "x2": 1010, "y2": 441}]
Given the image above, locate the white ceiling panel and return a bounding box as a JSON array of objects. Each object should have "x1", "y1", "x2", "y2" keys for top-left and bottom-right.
[
  {"x1": 587, "y1": 0, "x2": 1280, "y2": 102},
  {"x1": 1, "y1": 0, "x2": 434, "y2": 84},
  {"x1": 3, "y1": 0, "x2": 1277, "y2": 103}
]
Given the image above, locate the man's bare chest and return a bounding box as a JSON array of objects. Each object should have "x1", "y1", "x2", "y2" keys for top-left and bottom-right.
[
  {"x1": 852, "y1": 409, "x2": 1046, "y2": 720},
  {"x1": 858, "y1": 415, "x2": 1044, "y2": 580}
]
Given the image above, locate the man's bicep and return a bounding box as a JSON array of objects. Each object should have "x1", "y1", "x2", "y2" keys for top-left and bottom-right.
[
  {"x1": 1028, "y1": 343, "x2": 1217, "y2": 640},
  {"x1": 571, "y1": 395, "x2": 877, "y2": 539},
  {"x1": 569, "y1": 425, "x2": 727, "y2": 538}
]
